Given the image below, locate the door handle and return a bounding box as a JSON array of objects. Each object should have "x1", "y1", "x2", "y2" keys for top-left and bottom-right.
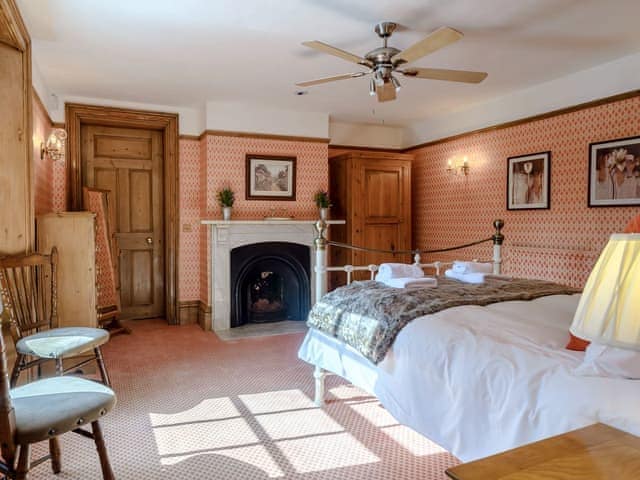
[{"x1": 146, "y1": 237, "x2": 153, "y2": 245}]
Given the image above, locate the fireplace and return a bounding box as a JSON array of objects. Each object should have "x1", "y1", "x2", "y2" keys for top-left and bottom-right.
[{"x1": 230, "y1": 242, "x2": 310, "y2": 327}]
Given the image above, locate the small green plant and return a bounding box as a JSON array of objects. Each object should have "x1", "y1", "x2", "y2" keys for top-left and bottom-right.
[
  {"x1": 314, "y1": 190, "x2": 331, "y2": 208},
  {"x1": 217, "y1": 187, "x2": 235, "y2": 207}
]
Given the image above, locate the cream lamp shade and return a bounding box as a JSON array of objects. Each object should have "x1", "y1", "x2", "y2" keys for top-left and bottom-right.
[{"x1": 570, "y1": 233, "x2": 640, "y2": 350}]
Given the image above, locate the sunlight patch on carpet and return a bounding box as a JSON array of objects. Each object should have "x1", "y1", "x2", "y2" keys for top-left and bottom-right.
[
  {"x1": 153, "y1": 417, "x2": 259, "y2": 455},
  {"x1": 149, "y1": 397, "x2": 240, "y2": 426},
  {"x1": 239, "y1": 389, "x2": 316, "y2": 414},
  {"x1": 276, "y1": 432, "x2": 380, "y2": 473},
  {"x1": 160, "y1": 445, "x2": 285, "y2": 477},
  {"x1": 382, "y1": 425, "x2": 448, "y2": 456},
  {"x1": 256, "y1": 409, "x2": 344, "y2": 440},
  {"x1": 150, "y1": 389, "x2": 382, "y2": 475},
  {"x1": 349, "y1": 400, "x2": 398, "y2": 428}
]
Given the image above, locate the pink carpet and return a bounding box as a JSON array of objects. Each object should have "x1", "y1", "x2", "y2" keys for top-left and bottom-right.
[{"x1": 30, "y1": 320, "x2": 459, "y2": 479}]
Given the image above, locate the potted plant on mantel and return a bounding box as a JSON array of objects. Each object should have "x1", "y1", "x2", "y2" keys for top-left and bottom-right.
[
  {"x1": 217, "y1": 187, "x2": 235, "y2": 221},
  {"x1": 314, "y1": 190, "x2": 332, "y2": 220}
]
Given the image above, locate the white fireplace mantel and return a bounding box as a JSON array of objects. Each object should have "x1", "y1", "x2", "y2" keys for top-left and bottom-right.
[{"x1": 201, "y1": 219, "x2": 345, "y2": 331}]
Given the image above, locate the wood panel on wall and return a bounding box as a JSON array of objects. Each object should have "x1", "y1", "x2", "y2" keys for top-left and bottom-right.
[
  {"x1": 410, "y1": 95, "x2": 640, "y2": 288},
  {"x1": 0, "y1": 0, "x2": 32, "y2": 256},
  {"x1": 0, "y1": 0, "x2": 32, "y2": 372}
]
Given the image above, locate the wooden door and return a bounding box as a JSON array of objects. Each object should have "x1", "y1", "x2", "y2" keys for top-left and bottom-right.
[
  {"x1": 82, "y1": 125, "x2": 164, "y2": 319},
  {"x1": 352, "y1": 158, "x2": 411, "y2": 278}
]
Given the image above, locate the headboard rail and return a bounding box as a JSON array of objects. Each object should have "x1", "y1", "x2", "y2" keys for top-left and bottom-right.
[{"x1": 314, "y1": 219, "x2": 504, "y2": 297}]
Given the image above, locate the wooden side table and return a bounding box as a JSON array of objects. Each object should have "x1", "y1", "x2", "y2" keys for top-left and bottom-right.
[{"x1": 446, "y1": 423, "x2": 640, "y2": 479}]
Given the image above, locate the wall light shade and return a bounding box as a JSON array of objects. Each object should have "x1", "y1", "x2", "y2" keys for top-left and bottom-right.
[
  {"x1": 570, "y1": 233, "x2": 640, "y2": 350},
  {"x1": 446, "y1": 156, "x2": 470, "y2": 176},
  {"x1": 41, "y1": 128, "x2": 67, "y2": 161}
]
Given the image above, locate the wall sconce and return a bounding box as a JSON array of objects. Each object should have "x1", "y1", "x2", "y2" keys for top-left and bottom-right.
[
  {"x1": 447, "y1": 156, "x2": 470, "y2": 176},
  {"x1": 40, "y1": 128, "x2": 67, "y2": 161}
]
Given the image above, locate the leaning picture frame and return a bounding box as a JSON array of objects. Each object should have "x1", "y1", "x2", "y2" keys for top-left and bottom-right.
[
  {"x1": 588, "y1": 135, "x2": 640, "y2": 207},
  {"x1": 245, "y1": 155, "x2": 297, "y2": 201},
  {"x1": 507, "y1": 151, "x2": 551, "y2": 210}
]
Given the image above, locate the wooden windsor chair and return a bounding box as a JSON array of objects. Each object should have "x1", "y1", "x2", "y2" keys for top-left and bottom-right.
[
  {"x1": 0, "y1": 248, "x2": 111, "y2": 387},
  {"x1": 0, "y1": 296, "x2": 116, "y2": 479}
]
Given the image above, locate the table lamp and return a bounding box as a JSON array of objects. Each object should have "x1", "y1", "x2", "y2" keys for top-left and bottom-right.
[{"x1": 570, "y1": 233, "x2": 640, "y2": 351}]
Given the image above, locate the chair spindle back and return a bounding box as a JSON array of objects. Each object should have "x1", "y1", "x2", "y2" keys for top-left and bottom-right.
[
  {"x1": 0, "y1": 297, "x2": 17, "y2": 470},
  {"x1": 0, "y1": 248, "x2": 58, "y2": 340}
]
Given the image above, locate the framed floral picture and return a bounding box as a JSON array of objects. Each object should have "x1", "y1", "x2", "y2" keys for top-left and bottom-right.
[
  {"x1": 245, "y1": 155, "x2": 296, "y2": 201},
  {"x1": 589, "y1": 136, "x2": 640, "y2": 207},
  {"x1": 507, "y1": 151, "x2": 551, "y2": 210}
]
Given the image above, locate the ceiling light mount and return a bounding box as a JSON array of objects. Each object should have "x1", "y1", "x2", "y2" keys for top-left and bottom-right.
[{"x1": 374, "y1": 22, "x2": 398, "y2": 39}]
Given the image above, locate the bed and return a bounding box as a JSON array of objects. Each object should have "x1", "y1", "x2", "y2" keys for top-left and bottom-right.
[{"x1": 298, "y1": 219, "x2": 640, "y2": 462}]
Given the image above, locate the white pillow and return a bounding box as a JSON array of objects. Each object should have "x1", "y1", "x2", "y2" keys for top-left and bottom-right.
[
  {"x1": 452, "y1": 261, "x2": 493, "y2": 274},
  {"x1": 574, "y1": 342, "x2": 640, "y2": 379}
]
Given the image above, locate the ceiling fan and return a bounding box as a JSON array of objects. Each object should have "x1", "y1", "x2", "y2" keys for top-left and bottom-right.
[{"x1": 297, "y1": 22, "x2": 487, "y2": 102}]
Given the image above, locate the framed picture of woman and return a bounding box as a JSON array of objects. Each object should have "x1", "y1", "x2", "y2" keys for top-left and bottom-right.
[
  {"x1": 507, "y1": 151, "x2": 551, "y2": 210},
  {"x1": 589, "y1": 136, "x2": 640, "y2": 207}
]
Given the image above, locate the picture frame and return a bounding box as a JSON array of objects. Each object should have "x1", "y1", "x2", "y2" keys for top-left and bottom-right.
[
  {"x1": 245, "y1": 155, "x2": 297, "y2": 201},
  {"x1": 588, "y1": 135, "x2": 640, "y2": 207},
  {"x1": 507, "y1": 151, "x2": 551, "y2": 210}
]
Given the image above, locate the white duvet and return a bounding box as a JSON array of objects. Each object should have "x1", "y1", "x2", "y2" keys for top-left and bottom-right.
[{"x1": 298, "y1": 294, "x2": 640, "y2": 461}]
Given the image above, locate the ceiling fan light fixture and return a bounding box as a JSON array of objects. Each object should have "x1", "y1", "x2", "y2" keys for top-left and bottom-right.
[
  {"x1": 391, "y1": 75, "x2": 401, "y2": 92},
  {"x1": 298, "y1": 22, "x2": 486, "y2": 103},
  {"x1": 373, "y1": 70, "x2": 385, "y2": 87}
]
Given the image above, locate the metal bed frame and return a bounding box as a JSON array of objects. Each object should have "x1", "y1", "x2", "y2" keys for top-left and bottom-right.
[{"x1": 309, "y1": 219, "x2": 505, "y2": 406}]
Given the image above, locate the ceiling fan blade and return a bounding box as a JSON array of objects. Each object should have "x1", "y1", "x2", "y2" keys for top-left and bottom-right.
[
  {"x1": 376, "y1": 82, "x2": 396, "y2": 102},
  {"x1": 391, "y1": 26, "x2": 463, "y2": 65},
  {"x1": 302, "y1": 40, "x2": 371, "y2": 66},
  {"x1": 401, "y1": 67, "x2": 488, "y2": 83},
  {"x1": 296, "y1": 72, "x2": 366, "y2": 87}
]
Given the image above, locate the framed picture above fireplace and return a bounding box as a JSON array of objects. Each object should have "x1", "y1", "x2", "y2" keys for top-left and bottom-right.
[{"x1": 246, "y1": 154, "x2": 296, "y2": 200}]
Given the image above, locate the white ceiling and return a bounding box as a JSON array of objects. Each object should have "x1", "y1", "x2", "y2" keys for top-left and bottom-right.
[{"x1": 18, "y1": 0, "x2": 640, "y2": 127}]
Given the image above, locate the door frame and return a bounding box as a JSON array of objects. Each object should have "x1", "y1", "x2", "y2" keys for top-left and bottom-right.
[{"x1": 65, "y1": 103, "x2": 179, "y2": 324}]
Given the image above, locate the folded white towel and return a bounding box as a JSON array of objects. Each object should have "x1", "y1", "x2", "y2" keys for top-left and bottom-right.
[
  {"x1": 452, "y1": 261, "x2": 493, "y2": 274},
  {"x1": 381, "y1": 277, "x2": 438, "y2": 289},
  {"x1": 376, "y1": 263, "x2": 424, "y2": 281},
  {"x1": 444, "y1": 269, "x2": 486, "y2": 284}
]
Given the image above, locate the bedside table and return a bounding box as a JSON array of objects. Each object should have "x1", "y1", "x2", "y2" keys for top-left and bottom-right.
[{"x1": 446, "y1": 423, "x2": 640, "y2": 479}]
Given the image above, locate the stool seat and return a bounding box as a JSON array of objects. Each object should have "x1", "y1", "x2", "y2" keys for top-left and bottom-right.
[
  {"x1": 12, "y1": 376, "x2": 116, "y2": 445},
  {"x1": 16, "y1": 327, "x2": 110, "y2": 358}
]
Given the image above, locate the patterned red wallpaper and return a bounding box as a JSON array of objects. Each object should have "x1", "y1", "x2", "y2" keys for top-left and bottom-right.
[
  {"x1": 32, "y1": 95, "x2": 53, "y2": 215},
  {"x1": 179, "y1": 139, "x2": 201, "y2": 302},
  {"x1": 180, "y1": 134, "x2": 329, "y2": 305},
  {"x1": 409, "y1": 96, "x2": 640, "y2": 288},
  {"x1": 203, "y1": 135, "x2": 329, "y2": 219}
]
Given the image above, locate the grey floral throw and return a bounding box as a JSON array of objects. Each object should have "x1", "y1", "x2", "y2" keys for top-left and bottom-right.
[{"x1": 307, "y1": 277, "x2": 580, "y2": 364}]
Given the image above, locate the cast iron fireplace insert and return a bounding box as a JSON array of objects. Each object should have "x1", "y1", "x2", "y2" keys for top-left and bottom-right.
[{"x1": 230, "y1": 242, "x2": 310, "y2": 327}]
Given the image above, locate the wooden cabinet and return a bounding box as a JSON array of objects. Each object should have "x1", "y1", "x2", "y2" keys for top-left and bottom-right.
[
  {"x1": 37, "y1": 213, "x2": 98, "y2": 328},
  {"x1": 0, "y1": 0, "x2": 32, "y2": 256},
  {"x1": 329, "y1": 151, "x2": 412, "y2": 287}
]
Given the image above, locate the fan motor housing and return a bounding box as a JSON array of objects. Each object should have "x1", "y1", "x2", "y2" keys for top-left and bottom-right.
[{"x1": 365, "y1": 46, "x2": 401, "y2": 65}]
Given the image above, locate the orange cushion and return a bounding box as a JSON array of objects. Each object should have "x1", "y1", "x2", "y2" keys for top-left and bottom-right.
[
  {"x1": 624, "y1": 214, "x2": 640, "y2": 233},
  {"x1": 566, "y1": 333, "x2": 590, "y2": 351}
]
